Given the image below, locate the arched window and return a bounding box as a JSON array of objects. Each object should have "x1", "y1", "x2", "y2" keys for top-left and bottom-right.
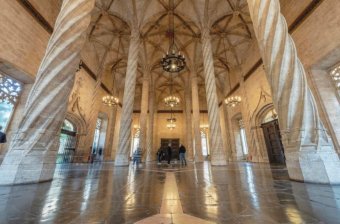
[
  {"x1": 239, "y1": 119, "x2": 249, "y2": 156},
  {"x1": 131, "y1": 127, "x2": 140, "y2": 157},
  {"x1": 201, "y1": 129, "x2": 209, "y2": 156},
  {"x1": 330, "y1": 63, "x2": 340, "y2": 96},
  {"x1": 57, "y1": 119, "x2": 77, "y2": 163},
  {"x1": 0, "y1": 73, "x2": 22, "y2": 129}
]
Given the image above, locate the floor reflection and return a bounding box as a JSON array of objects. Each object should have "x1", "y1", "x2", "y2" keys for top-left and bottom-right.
[{"x1": 0, "y1": 162, "x2": 339, "y2": 223}]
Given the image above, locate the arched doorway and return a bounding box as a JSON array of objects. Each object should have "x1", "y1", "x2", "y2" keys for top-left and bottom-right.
[
  {"x1": 260, "y1": 109, "x2": 285, "y2": 164},
  {"x1": 200, "y1": 128, "x2": 210, "y2": 158},
  {"x1": 57, "y1": 119, "x2": 77, "y2": 163}
]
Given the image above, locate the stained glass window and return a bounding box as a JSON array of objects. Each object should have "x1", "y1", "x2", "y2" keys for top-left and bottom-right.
[{"x1": 0, "y1": 73, "x2": 22, "y2": 129}]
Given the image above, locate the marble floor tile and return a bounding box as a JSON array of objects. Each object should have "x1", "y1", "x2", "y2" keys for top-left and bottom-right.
[{"x1": 0, "y1": 162, "x2": 339, "y2": 223}]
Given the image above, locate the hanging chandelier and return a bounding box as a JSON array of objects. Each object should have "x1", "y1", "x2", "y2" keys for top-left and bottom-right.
[
  {"x1": 225, "y1": 96, "x2": 242, "y2": 107},
  {"x1": 102, "y1": 95, "x2": 119, "y2": 107},
  {"x1": 167, "y1": 123, "x2": 176, "y2": 130},
  {"x1": 221, "y1": 36, "x2": 241, "y2": 108},
  {"x1": 166, "y1": 108, "x2": 176, "y2": 130},
  {"x1": 161, "y1": 0, "x2": 186, "y2": 73},
  {"x1": 102, "y1": 38, "x2": 121, "y2": 107},
  {"x1": 164, "y1": 95, "x2": 180, "y2": 107}
]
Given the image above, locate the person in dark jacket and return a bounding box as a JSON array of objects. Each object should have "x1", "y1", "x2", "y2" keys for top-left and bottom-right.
[
  {"x1": 0, "y1": 126, "x2": 6, "y2": 144},
  {"x1": 179, "y1": 144, "x2": 187, "y2": 166},
  {"x1": 167, "y1": 143, "x2": 172, "y2": 165}
]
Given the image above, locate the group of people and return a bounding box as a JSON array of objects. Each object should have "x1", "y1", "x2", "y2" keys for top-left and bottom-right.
[
  {"x1": 132, "y1": 143, "x2": 187, "y2": 166},
  {"x1": 157, "y1": 143, "x2": 187, "y2": 166}
]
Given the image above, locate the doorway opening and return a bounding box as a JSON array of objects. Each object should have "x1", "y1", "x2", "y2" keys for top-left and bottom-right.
[
  {"x1": 91, "y1": 113, "x2": 108, "y2": 162},
  {"x1": 57, "y1": 119, "x2": 77, "y2": 163},
  {"x1": 160, "y1": 138, "x2": 179, "y2": 160},
  {"x1": 130, "y1": 127, "x2": 140, "y2": 157},
  {"x1": 201, "y1": 129, "x2": 210, "y2": 157},
  {"x1": 260, "y1": 110, "x2": 285, "y2": 164}
]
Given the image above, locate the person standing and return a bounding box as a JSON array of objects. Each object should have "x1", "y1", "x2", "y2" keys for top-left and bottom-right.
[
  {"x1": 157, "y1": 146, "x2": 162, "y2": 163},
  {"x1": 167, "y1": 143, "x2": 172, "y2": 165},
  {"x1": 0, "y1": 126, "x2": 7, "y2": 144},
  {"x1": 179, "y1": 144, "x2": 187, "y2": 166},
  {"x1": 133, "y1": 146, "x2": 142, "y2": 166}
]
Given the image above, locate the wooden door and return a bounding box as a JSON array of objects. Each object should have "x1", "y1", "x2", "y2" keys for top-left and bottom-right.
[
  {"x1": 160, "y1": 138, "x2": 180, "y2": 159},
  {"x1": 261, "y1": 120, "x2": 285, "y2": 164}
]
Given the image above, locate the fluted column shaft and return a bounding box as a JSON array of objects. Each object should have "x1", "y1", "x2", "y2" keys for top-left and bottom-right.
[
  {"x1": 201, "y1": 27, "x2": 227, "y2": 165},
  {"x1": 139, "y1": 78, "x2": 149, "y2": 161},
  {"x1": 247, "y1": 0, "x2": 340, "y2": 184},
  {"x1": 0, "y1": 0, "x2": 95, "y2": 185},
  {"x1": 146, "y1": 82, "x2": 155, "y2": 162},
  {"x1": 115, "y1": 30, "x2": 140, "y2": 166},
  {"x1": 184, "y1": 76, "x2": 193, "y2": 161},
  {"x1": 191, "y1": 76, "x2": 204, "y2": 162}
]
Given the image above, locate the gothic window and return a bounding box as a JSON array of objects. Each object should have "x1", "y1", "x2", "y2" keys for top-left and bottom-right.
[
  {"x1": 330, "y1": 63, "x2": 340, "y2": 96},
  {"x1": 92, "y1": 118, "x2": 103, "y2": 153},
  {"x1": 0, "y1": 73, "x2": 22, "y2": 129},
  {"x1": 239, "y1": 119, "x2": 249, "y2": 156}
]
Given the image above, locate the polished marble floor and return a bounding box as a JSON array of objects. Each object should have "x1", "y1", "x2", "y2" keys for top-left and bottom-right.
[{"x1": 0, "y1": 162, "x2": 340, "y2": 223}]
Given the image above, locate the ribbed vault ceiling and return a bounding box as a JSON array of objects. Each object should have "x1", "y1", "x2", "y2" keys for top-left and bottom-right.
[{"x1": 83, "y1": 0, "x2": 254, "y2": 110}]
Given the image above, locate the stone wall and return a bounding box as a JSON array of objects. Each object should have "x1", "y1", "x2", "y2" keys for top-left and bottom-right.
[{"x1": 0, "y1": 1, "x2": 117, "y2": 163}]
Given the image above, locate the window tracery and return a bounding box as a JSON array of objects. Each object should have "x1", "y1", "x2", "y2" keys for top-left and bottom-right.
[
  {"x1": 0, "y1": 73, "x2": 22, "y2": 105},
  {"x1": 0, "y1": 73, "x2": 22, "y2": 129},
  {"x1": 330, "y1": 63, "x2": 340, "y2": 96}
]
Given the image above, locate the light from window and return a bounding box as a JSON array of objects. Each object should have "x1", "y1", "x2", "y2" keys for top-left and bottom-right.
[{"x1": 0, "y1": 73, "x2": 22, "y2": 129}]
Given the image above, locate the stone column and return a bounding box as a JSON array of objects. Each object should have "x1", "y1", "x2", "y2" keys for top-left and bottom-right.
[
  {"x1": 145, "y1": 80, "x2": 155, "y2": 162},
  {"x1": 139, "y1": 77, "x2": 149, "y2": 161},
  {"x1": 247, "y1": 0, "x2": 340, "y2": 184},
  {"x1": 201, "y1": 27, "x2": 227, "y2": 165},
  {"x1": 0, "y1": 0, "x2": 95, "y2": 185},
  {"x1": 115, "y1": 29, "x2": 140, "y2": 166},
  {"x1": 184, "y1": 76, "x2": 193, "y2": 161},
  {"x1": 191, "y1": 75, "x2": 204, "y2": 162}
]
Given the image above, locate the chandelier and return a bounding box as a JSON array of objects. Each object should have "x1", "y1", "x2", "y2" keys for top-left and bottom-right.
[
  {"x1": 164, "y1": 95, "x2": 180, "y2": 107},
  {"x1": 166, "y1": 108, "x2": 176, "y2": 130},
  {"x1": 225, "y1": 96, "x2": 242, "y2": 107},
  {"x1": 102, "y1": 38, "x2": 121, "y2": 107},
  {"x1": 222, "y1": 36, "x2": 241, "y2": 107},
  {"x1": 167, "y1": 123, "x2": 176, "y2": 130},
  {"x1": 161, "y1": 0, "x2": 186, "y2": 73},
  {"x1": 102, "y1": 95, "x2": 119, "y2": 107}
]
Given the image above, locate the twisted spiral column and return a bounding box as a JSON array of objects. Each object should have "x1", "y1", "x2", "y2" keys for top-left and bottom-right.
[
  {"x1": 115, "y1": 30, "x2": 140, "y2": 166},
  {"x1": 201, "y1": 28, "x2": 227, "y2": 165},
  {"x1": 0, "y1": 0, "x2": 95, "y2": 185},
  {"x1": 247, "y1": 0, "x2": 340, "y2": 183},
  {"x1": 191, "y1": 75, "x2": 203, "y2": 162},
  {"x1": 145, "y1": 82, "x2": 155, "y2": 162},
  {"x1": 139, "y1": 77, "x2": 149, "y2": 161}
]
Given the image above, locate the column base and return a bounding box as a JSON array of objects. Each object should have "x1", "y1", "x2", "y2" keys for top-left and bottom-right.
[
  {"x1": 286, "y1": 147, "x2": 340, "y2": 185},
  {"x1": 0, "y1": 150, "x2": 56, "y2": 185},
  {"x1": 114, "y1": 154, "x2": 130, "y2": 166}
]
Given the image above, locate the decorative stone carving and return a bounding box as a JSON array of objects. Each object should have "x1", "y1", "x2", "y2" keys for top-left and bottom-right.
[
  {"x1": 115, "y1": 30, "x2": 140, "y2": 166},
  {"x1": 0, "y1": 0, "x2": 95, "y2": 185},
  {"x1": 201, "y1": 27, "x2": 227, "y2": 165},
  {"x1": 247, "y1": 0, "x2": 340, "y2": 184}
]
